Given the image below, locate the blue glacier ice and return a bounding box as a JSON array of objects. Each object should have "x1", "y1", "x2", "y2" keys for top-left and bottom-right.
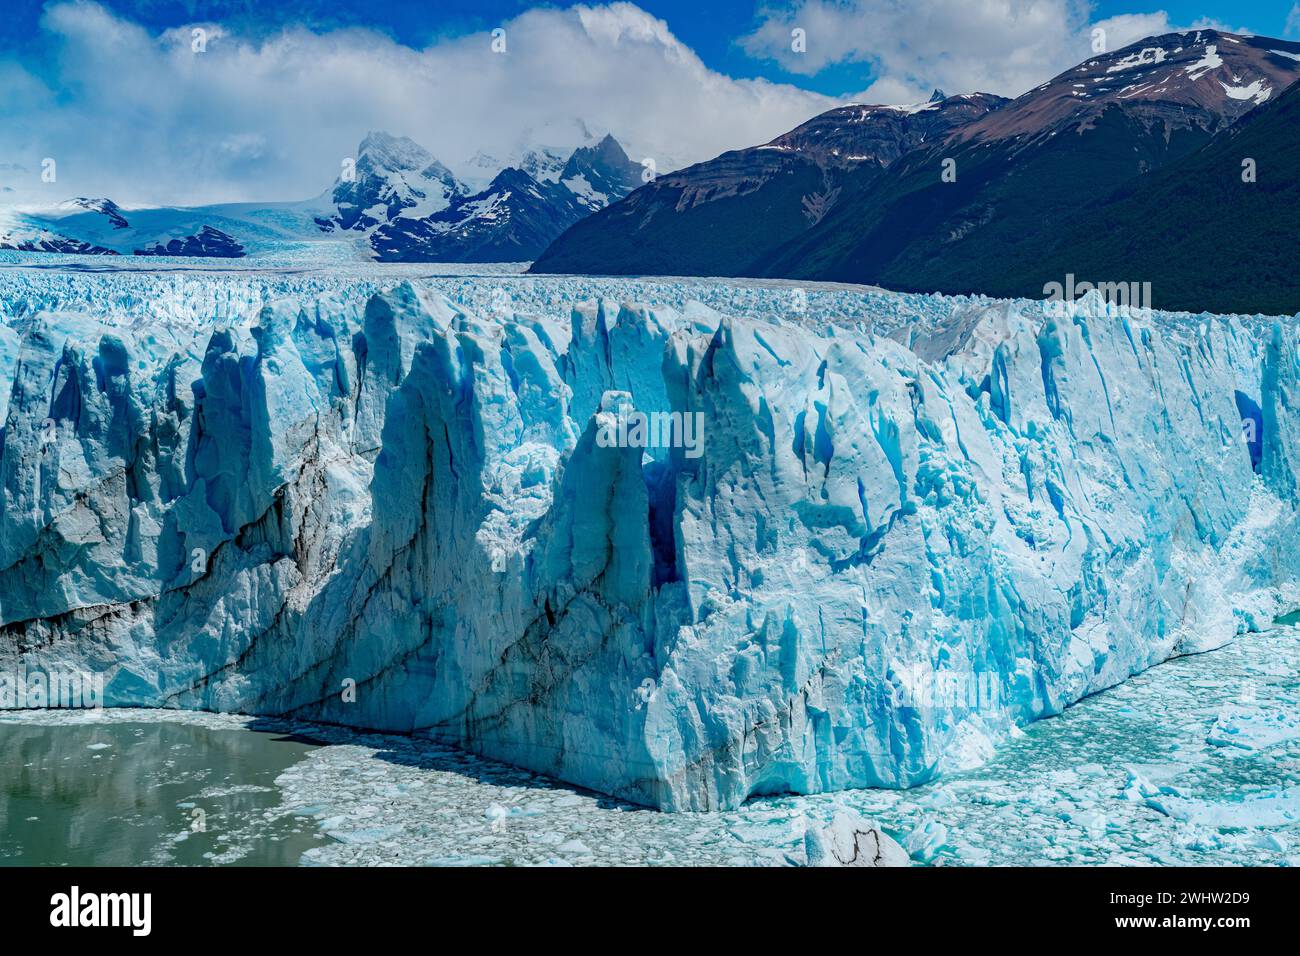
[{"x1": 1, "y1": 263, "x2": 1298, "y2": 810}]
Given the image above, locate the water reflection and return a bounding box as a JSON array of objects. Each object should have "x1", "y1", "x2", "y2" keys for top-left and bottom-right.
[{"x1": 0, "y1": 720, "x2": 327, "y2": 866}]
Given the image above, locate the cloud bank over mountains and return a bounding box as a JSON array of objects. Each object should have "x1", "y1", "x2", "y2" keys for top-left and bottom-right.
[
  {"x1": 0, "y1": 0, "x2": 1217, "y2": 206},
  {"x1": 0, "y1": 1, "x2": 837, "y2": 205},
  {"x1": 740, "y1": 0, "x2": 1249, "y2": 104}
]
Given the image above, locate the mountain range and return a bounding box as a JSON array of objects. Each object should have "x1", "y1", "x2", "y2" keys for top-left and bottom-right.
[
  {"x1": 0, "y1": 128, "x2": 643, "y2": 263},
  {"x1": 5, "y1": 28, "x2": 1299, "y2": 315},
  {"x1": 531, "y1": 89, "x2": 1008, "y2": 276},
  {"x1": 532, "y1": 30, "x2": 1300, "y2": 315},
  {"x1": 986, "y1": 65, "x2": 1300, "y2": 316}
]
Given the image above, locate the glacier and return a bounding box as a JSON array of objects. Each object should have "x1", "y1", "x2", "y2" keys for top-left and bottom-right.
[{"x1": 1, "y1": 261, "x2": 1297, "y2": 811}]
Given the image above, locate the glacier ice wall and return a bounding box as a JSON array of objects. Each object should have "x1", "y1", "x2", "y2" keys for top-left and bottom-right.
[{"x1": 1, "y1": 270, "x2": 1298, "y2": 810}]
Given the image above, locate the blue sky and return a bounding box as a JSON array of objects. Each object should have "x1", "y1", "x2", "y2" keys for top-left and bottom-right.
[
  {"x1": 1, "y1": 1, "x2": 1296, "y2": 204},
  {"x1": 1, "y1": 0, "x2": 1292, "y2": 94}
]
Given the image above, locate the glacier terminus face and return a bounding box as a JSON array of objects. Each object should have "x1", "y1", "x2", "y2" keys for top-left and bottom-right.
[{"x1": 1, "y1": 261, "x2": 1297, "y2": 811}]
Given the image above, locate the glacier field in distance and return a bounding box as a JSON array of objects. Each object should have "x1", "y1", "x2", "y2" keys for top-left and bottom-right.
[{"x1": 1, "y1": 250, "x2": 1298, "y2": 863}]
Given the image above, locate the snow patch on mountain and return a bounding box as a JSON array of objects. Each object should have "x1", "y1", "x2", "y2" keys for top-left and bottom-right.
[
  {"x1": 1220, "y1": 78, "x2": 1272, "y2": 104},
  {"x1": 1185, "y1": 43, "x2": 1226, "y2": 80},
  {"x1": 1107, "y1": 47, "x2": 1168, "y2": 73}
]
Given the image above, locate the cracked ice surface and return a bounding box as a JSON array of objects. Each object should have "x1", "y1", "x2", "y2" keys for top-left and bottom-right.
[
  {"x1": 4, "y1": 621, "x2": 1299, "y2": 866},
  {"x1": 216, "y1": 621, "x2": 1300, "y2": 866},
  {"x1": 2, "y1": 257, "x2": 1300, "y2": 812}
]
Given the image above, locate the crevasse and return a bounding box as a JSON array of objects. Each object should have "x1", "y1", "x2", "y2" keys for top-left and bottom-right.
[{"x1": 1, "y1": 274, "x2": 1297, "y2": 811}]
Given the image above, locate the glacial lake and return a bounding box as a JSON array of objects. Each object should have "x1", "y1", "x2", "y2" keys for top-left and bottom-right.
[
  {"x1": 0, "y1": 717, "x2": 328, "y2": 866},
  {"x1": 2, "y1": 619, "x2": 1299, "y2": 866}
]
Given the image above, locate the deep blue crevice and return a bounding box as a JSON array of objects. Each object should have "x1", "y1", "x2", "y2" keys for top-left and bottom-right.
[
  {"x1": 644, "y1": 459, "x2": 680, "y2": 588},
  {"x1": 1234, "y1": 389, "x2": 1262, "y2": 471}
]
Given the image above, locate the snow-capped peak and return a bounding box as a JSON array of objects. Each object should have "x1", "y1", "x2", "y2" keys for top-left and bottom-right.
[
  {"x1": 954, "y1": 30, "x2": 1300, "y2": 145},
  {"x1": 322, "y1": 132, "x2": 465, "y2": 232},
  {"x1": 355, "y1": 131, "x2": 436, "y2": 173},
  {"x1": 43, "y1": 197, "x2": 131, "y2": 229}
]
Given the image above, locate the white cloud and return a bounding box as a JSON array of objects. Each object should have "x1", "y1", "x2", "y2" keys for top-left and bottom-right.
[
  {"x1": 742, "y1": 0, "x2": 1091, "y2": 101},
  {"x1": 1091, "y1": 13, "x2": 1177, "y2": 51},
  {"x1": 1287, "y1": 3, "x2": 1300, "y2": 38},
  {"x1": 740, "y1": 1, "x2": 1247, "y2": 104},
  {"x1": 0, "y1": 1, "x2": 837, "y2": 205}
]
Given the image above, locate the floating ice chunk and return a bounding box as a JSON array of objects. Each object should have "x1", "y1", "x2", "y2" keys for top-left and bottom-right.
[
  {"x1": 1208, "y1": 704, "x2": 1300, "y2": 752},
  {"x1": 1150, "y1": 789, "x2": 1300, "y2": 828},
  {"x1": 1121, "y1": 769, "x2": 1161, "y2": 802},
  {"x1": 802, "y1": 812, "x2": 910, "y2": 867},
  {"x1": 903, "y1": 817, "x2": 949, "y2": 863},
  {"x1": 1250, "y1": 831, "x2": 1288, "y2": 853},
  {"x1": 943, "y1": 719, "x2": 998, "y2": 772}
]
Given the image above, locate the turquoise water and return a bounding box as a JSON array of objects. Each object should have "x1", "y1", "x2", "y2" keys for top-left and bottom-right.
[{"x1": 0, "y1": 718, "x2": 328, "y2": 866}]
